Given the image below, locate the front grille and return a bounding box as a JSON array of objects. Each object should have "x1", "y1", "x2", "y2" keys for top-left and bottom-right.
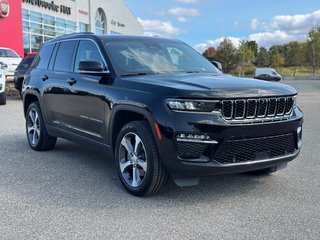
[
  {"x1": 213, "y1": 133, "x2": 296, "y2": 164},
  {"x1": 222, "y1": 96, "x2": 294, "y2": 122},
  {"x1": 176, "y1": 142, "x2": 209, "y2": 159}
]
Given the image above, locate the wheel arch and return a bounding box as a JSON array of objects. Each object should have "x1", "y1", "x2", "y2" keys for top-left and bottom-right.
[
  {"x1": 23, "y1": 93, "x2": 40, "y2": 117},
  {"x1": 109, "y1": 105, "x2": 161, "y2": 154}
]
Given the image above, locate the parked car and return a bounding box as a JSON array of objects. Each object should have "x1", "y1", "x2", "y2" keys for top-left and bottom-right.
[
  {"x1": 0, "y1": 47, "x2": 22, "y2": 76},
  {"x1": 22, "y1": 33, "x2": 303, "y2": 196},
  {"x1": 14, "y1": 55, "x2": 35, "y2": 96},
  {"x1": 254, "y1": 68, "x2": 282, "y2": 81},
  {"x1": 0, "y1": 69, "x2": 6, "y2": 105}
]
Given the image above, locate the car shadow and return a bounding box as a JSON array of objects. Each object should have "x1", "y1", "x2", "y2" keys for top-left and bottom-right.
[{"x1": 3, "y1": 137, "x2": 288, "y2": 210}]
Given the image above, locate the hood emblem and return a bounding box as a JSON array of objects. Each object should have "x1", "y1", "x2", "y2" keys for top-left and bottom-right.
[{"x1": 257, "y1": 90, "x2": 267, "y2": 95}]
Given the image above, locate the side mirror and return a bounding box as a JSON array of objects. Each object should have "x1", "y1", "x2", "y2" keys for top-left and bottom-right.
[
  {"x1": 78, "y1": 60, "x2": 104, "y2": 72},
  {"x1": 0, "y1": 62, "x2": 8, "y2": 70},
  {"x1": 210, "y1": 61, "x2": 223, "y2": 72}
]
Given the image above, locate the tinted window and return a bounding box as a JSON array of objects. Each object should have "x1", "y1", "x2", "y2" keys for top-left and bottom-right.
[
  {"x1": 53, "y1": 41, "x2": 77, "y2": 72},
  {"x1": 18, "y1": 56, "x2": 35, "y2": 70},
  {"x1": 33, "y1": 44, "x2": 54, "y2": 70},
  {"x1": 74, "y1": 40, "x2": 104, "y2": 72}
]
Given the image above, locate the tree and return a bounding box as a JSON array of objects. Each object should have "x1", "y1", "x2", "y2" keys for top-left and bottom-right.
[
  {"x1": 202, "y1": 47, "x2": 217, "y2": 60},
  {"x1": 284, "y1": 41, "x2": 304, "y2": 76},
  {"x1": 237, "y1": 40, "x2": 255, "y2": 76},
  {"x1": 216, "y1": 38, "x2": 237, "y2": 73},
  {"x1": 247, "y1": 40, "x2": 258, "y2": 58},
  {"x1": 307, "y1": 27, "x2": 320, "y2": 76},
  {"x1": 270, "y1": 48, "x2": 285, "y2": 69},
  {"x1": 255, "y1": 47, "x2": 270, "y2": 67},
  {"x1": 269, "y1": 45, "x2": 285, "y2": 56}
]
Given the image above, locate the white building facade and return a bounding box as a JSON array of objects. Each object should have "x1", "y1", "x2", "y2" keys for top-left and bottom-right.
[{"x1": 21, "y1": 0, "x2": 143, "y2": 54}]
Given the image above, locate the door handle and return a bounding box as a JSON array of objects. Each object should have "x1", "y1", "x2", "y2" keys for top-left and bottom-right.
[
  {"x1": 67, "y1": 78, "x2": 77, "y2": 85},
  {"x1": 41, "y1": 75, "x2": 48, "y2": 81}
]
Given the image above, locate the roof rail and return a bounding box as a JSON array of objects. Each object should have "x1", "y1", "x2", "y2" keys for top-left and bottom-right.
[{"x1": 48, "y1": 32, "x2": 95, "y2": 41}]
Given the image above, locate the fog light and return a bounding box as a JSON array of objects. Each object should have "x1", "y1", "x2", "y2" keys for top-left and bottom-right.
[
  {"x1": 176, "y1": 133, "x2": 218, "y2": 144},
  {"x1": 297, "y1": 126, "x2": 302, "y2": 148}
]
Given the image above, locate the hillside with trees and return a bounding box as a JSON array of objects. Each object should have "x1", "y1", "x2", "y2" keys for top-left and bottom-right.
[{"x1": 202, "y1": 27, "x2": 320, "y2": 77}]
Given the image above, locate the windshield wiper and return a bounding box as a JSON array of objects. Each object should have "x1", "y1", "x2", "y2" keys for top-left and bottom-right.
[{"x1": 121, "y1": 72, "x2": 155, "y2": 77}]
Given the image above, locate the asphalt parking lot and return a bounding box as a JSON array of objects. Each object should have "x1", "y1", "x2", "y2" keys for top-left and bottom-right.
[{"x1": 0, "y1": 80, "x2": 319, "y2": 239}]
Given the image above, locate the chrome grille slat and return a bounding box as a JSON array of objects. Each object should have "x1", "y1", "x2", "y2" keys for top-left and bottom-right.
[
  {"x1": 222, "y1": 100, "x2": 233, "y2": 120},
  {"x1": 234, "y1": 100, "x2": 245, "y2": 119},
  {"x1": 285, "y1": 97, "x2": 294, "y2": 114},
  {"x1": 221, "y1": 96, "x2": 294, "y2": 123},
  {"x1": 267, "y1": 98, "x2": 277, "y2": 116},
  {"x1": 257, "y1": 99, "x2": 268, "y2": 117},
  {"x1": 246, "y1": 99, "x2": 257, "y2": 118},
  {"x1": 276, "y1": 97, "x2": 286, "y2": 115}
]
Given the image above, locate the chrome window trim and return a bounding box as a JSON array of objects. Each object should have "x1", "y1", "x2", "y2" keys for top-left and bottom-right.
[{"x1": 45, "y1": 38, "x2": 108, "y2": 68}]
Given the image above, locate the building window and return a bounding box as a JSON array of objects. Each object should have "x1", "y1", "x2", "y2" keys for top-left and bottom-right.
[
  {"x1": 22, "y1": 9, "x2": 77, "y2": 55},
  {"x1": 95, "y1": 8, "x2": 106, "y2": 34},
  {"x1": 79, "y1": 22, "x2": 89, "y2": 32}
]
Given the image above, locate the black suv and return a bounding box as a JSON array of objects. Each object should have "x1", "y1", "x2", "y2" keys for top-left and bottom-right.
[{"x1": 22, "y1": 33, "x2": 303, "y2": 196}]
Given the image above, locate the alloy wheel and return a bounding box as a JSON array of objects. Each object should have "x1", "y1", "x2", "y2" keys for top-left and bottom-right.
[
  {"x1": 118, "y1": 132, "x2": 147, "y2": 188},
  {"x1": 27, "y1": 108, "x2": 40, "y2": 146}
]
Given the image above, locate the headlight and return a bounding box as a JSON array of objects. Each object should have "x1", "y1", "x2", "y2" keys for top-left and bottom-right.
[
  {"x1": 166, "y1": 99, "x2": 219, "y2": 112},
  {"x1": 293, "y1": 95, "x2": 298, "y2": 107}
]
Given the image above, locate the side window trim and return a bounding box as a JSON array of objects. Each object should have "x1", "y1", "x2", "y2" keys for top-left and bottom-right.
[
  {"x1": 73, "y1": 40, "x2": 106, "y2": 73},
  {"x1": 48, "y1": 43, "x2": 59, "y2": 71},
  {"x1": 32, "y1": 42, "x2": 55, "y2": 70},
  {"x1": 52, "y1": 40, "x2": 78, "y2": 73}
]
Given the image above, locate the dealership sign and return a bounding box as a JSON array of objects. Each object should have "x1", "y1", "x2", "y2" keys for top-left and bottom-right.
[
  {"x1": 0, "y1": 0, "x2": 9, "y2": 18},
  {"x1": 22, "y1": 0, "x2": 71, "y2": 15}
]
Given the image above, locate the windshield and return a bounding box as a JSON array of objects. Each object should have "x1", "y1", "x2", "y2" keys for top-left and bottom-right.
[
  {"x1": 104, "y1": 38, "x2": 220, "y2": 76},
  {"x1": 0, "y1": 49, "x2": 19, "y2": 58}
]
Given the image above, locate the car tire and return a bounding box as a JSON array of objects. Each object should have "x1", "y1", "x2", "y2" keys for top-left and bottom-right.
[
  {"x1": 26, "y1": 102, "x2": 57, "y2": 151},
  {"x1": 115, "y1": 121, "x2": 168, "y2": 196},
  {"x1": 0, "y1": 92, "x2": 6, "y2": 105}
]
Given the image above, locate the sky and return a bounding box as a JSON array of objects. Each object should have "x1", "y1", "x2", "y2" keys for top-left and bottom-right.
[{"x1": 123, "y1": 0, "x2": 320, "y2": 52}]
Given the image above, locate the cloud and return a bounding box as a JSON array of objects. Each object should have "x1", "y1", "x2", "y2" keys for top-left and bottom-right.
[
  {"x1": 250, "y1": 18, "x2": 260, "y2": 30},
  {"x1": 249, "y1": 9, "x2": 320, "y2": 46},
  {"x1": 157, "y1": 7, "x2": 199, "y2": 22},
  {"x1": 269, "y1": 10, "x2": 320, "y2": 35},
  {"x1": 195, "y1": 9, "x2": 320, "y2": 52},
  {"x1": 248, "y1": 30, "x2": 305, "y2": 47},
  {"x1": 176, "y1": 0, "x2": 198, "y2": 3},
  {"x1": 138, "y1": 18, "x2": 182, "y2": 37},
  {"x1": 194, "y1": 37, "x2": 241, "y2": 53}
]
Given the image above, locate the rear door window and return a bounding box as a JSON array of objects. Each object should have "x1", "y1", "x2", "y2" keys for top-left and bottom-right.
[
  {"x1": 33, "y1": 43, "x2": 55, "y2": 70},
  {"x1": 53, "y1": 41, "x2": 77, "y2": 72}
]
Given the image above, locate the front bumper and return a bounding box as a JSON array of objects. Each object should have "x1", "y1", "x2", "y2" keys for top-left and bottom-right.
[{"x1": 156, "y1": 107, "x2": 303, "y2": 176}]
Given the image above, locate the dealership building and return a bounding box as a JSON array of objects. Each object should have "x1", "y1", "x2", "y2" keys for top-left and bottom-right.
[{"x1": 0, "y1": 0, "x2": 143, "y2": 56}]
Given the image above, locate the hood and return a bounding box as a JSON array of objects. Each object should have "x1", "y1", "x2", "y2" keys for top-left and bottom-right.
[{"x1": 124, "y1": 73, "x2": 297, "y2": 99}]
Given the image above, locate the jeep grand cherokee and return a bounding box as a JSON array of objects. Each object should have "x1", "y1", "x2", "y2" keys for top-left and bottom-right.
[{"x1": 22, "y1": 33, "x2": 303, "y2": 196}]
